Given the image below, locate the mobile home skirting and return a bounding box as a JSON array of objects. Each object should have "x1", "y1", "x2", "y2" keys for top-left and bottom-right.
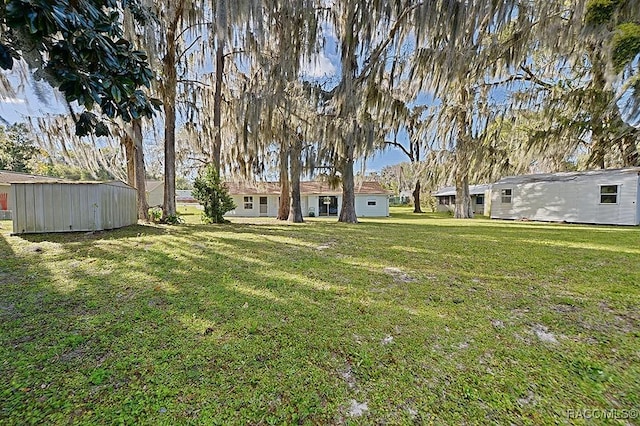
[{"x1": 11, "y1": 181, "x2": 137, "y2": 234}]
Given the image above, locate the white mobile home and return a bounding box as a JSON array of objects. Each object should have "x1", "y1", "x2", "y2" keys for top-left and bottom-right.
[
  {"x1": 433, "y1": 184, "x2": 490, "y2": 215},
  {"x1": 11, "y1": 180, "x2": 137, "y2": 234},
  {"x1": 225, "y1": 181, "x2": 391, "y2": 218},
  {"x1": 490, "y1": 168, "x2": 640, "y2": 226}
]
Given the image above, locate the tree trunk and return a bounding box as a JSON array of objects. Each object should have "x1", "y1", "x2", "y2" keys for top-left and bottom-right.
[
  {"x1": 621, "y1": 135, "x2": 639, "y2": 167},
  {"x1": 132, "y1": 119, "x2": 148, "y2": 221},
  {"x1": 277, "y1": 139, "x2": 290, "y2": 220},
  {"x1": 161, "y1": 6, "x2": 182, "y2": 219},
  {"x1": 412, "y1": 179, "x2": 422, "y2": 213},
  {"x1": 288, "y1": 135, "x2": 303, "y2": 223},
  {"x1": 454, "y1": 86, "x2": 474, "y2": 219},
  {"x1": 587, "y1": 47, "x2": 609, "y2": 169},
  {"x1": 212, "y1": 43, "x2": 224, "y2": 175},
  {"x1": 339, "y1": 145, "x2": 358, "y2": 223},
  {"x1": 123, "y1": 136, "x2": 135, "y2": 186},
  {"x1": 454, "y1": 174, "x2": 473, "y2": 219}
]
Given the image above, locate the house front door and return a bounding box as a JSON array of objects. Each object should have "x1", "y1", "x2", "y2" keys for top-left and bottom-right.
[
  {"x1": 259, "y1": 197, "x2": 268, "y2": 216},
  {"x1": 319, "y1": 196, "x2": 338, "y2": 216}
]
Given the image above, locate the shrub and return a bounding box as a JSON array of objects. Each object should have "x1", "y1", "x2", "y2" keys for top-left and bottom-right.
[
  {"x1": 192, "y1": 165, "x2": 236, "y2": 224},
  {"x1": 162, "y1": 213, "x2": 184, "y2": 225},
  {"x1": 149, "y1": 207, "x2": 162, "y2": 222}
]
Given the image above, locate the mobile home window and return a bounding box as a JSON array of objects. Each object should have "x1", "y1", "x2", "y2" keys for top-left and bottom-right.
[
  {"x1": 476, "y1": 195, "x2": 484, "y2": 205},
  {"x1": 243, "y1": 196, "x2": 253, "y2": 209},
  {"x1": 600, "y1": 185, "x2": 618, "y2": 204},
  {"x1": 367, "y1": 200, "x2": 377, "y2": 206},
  {"x1": 501, "y1": 189, "x2": 512, "y2": 203}
]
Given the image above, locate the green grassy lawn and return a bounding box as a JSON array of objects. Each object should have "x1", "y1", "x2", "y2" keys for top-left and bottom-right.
[{"x1": 1, "y1": 207, "x2": 638, "y2": 424}]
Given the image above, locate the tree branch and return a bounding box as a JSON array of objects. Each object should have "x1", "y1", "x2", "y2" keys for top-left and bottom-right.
[
  {"x1": 178, "y1": 79, "x2": 211, "y2": 87},
  {"x1": 223, "y1": 49, "x2": 246, "y2": 59},
  {"x1": 355, "y1": 2, "x2": 425, "y2": 85},
  {"x1": 177, "y1": 36, "x2": 202, "y2": 63},
  {"x1": 518, "y1": 65, "x2": 554, "y2": 89},
  {"x1": 384, "y1": 140, "x2": 413, "y2": 161}
]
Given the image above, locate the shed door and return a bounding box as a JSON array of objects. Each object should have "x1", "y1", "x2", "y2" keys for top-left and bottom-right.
[{"x1": 259, "y1": 197, "x2": 268, "y2": 216}]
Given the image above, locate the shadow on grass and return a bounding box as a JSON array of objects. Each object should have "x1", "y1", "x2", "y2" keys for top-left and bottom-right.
[
  {"x1": 1, "y1": 215, "x2": 639, "y2": 424},
  {"x1": 15, "y1": 223, "x2": 169, "y2": 243}
]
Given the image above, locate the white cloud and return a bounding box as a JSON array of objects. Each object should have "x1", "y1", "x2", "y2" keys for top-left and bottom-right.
[{"x1": 301, "y1": 52, "x2": 337, "y2": 78}]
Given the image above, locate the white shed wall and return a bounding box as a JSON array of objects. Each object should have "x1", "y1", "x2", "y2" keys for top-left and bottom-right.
[
  {"x1": 11, "y1": 182, "x2": 137, "y2": 234},
  {"x1": 490, "y1": 172, "x2": 639, "y2": 225},
  {"x1": 355, "y1": 195, "x2": 389, "y2": 216},
  {"x1": 147, "y1": 185, "x2": 164, "y2": 207}
]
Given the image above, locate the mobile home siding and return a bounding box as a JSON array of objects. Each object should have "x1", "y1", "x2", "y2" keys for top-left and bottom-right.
[
  {"x1": 490, "y1": 169, "x2": 640, "y2": 225},
  {"x1": 11, "y1": 182, "x2": 137, "y2": 234}
]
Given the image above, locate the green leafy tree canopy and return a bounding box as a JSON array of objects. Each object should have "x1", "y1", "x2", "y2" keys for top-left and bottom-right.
[
  {"x1": 0, "y1": 123, "x2": 38, "y2": 172},
  {"x1": 0, "y1": 0, "x2": 161, "y2": 136}
]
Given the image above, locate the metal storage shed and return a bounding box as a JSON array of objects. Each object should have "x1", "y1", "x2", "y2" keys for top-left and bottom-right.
[
  {"x1": 0, "y1": 170, "x2": 71, "y2": 220},
  {"x1": 490, "y1": 167, "x2": 640, "y2": 226},
  {"x1": 11, "y1": 180, "x2": 137, "y2": 234}
]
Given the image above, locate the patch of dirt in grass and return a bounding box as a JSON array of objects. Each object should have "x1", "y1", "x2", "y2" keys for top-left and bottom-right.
[
  {"x1": 339, "y1": 363, "x2": 357, "y2": 389},
  {"x1": 517, "y1": 390, "x2": 539, "y2": 407},
  {"x1": 316, "y1": 239, "x2": 336, "y2": 250},
  {"x1": 0, "y1": 301, "x2": 20, "y2": 320},
  {"x1": 59, "y1": 346, "x2": 88, "y2": 363},
  {"x1": 9, "y1": 334, "x2": 34, "y2": 348},
  {"x1": 552, "y1": 303, "x2": 581, "y2": 314},
  {"x1": 381, "y1": 335, "x2": 394, "y2": 345},
  {"x1": 383, "y1": 267, "x2": 416, "y2": 283},
  {"x1": 532, "y1": 324, "x2": 559, "y2": 344},
  {"x1": 490, "y1": 319, "x2": 504, "y2": 329},
  {"x1": 346, "y1": 399, "x2": 368, "y2": 417}
]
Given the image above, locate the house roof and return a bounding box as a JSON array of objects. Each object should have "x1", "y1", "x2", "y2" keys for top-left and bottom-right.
[
  {"x1": 176, "y1": 190, "x2": 197, "y2": 203},
  {"x1": 494, "y1": 167, "x2": 640, "y2": 185},
  {"x1": 433, "y1": 184, "x2": 490, "y2": 197},
  {"x1": 0, "y1": 170, "x2": 72, "y2": 184},
  {"x1": 225, "y1": 181, "x2": 392, "y2": 196}
]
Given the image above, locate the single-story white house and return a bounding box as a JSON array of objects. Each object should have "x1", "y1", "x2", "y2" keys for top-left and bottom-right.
[
  {"x1": 0, "y1": 170, "x2": 73, "y2": 220},
  {"x1": 490, "y1": 167, "x2": 640, "y2": 225},
  {"x1": 433, "y1": 184, "x2": 491, "y2": 215},
  {"x1": 145, "y1": 180, "x2": 164, "y2": 207},
  {"x1": 224, "y1": 181, "x2": 391, "y2": 218}
]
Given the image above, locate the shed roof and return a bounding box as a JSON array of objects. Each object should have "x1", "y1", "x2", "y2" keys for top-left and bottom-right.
[
  {"x1": 494, "y1": 167, "x2": 640, "y2": 185},
  {"x1": 0, "y1": 170, "x2": 72, "y2": 184},
  {"x1": 433, "y1": 184, "x2": 490, "y2": 197},
  {"x1": 225, "y1": 181, "x2": 392, "y2": 196}
]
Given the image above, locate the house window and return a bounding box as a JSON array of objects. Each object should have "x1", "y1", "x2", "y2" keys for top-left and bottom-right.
[
  {"x1": 476, "y1": 195, "x2": 484, "y2": 205},
  {"x1": 367, "y1": 200, "x2": 377, "y2": 206},
  {"x1": 439, "y1": 197, "x2": 447, "y2": 205},
  {"x1": 600, "y1": 185, "x2": 618, "y2": 204},
  {"x1": 501, "y1": 189, "x2": 512, "y2": 203},
  {"x1": 243, "y1": 196, "x2": 253, "y2": 209}
]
